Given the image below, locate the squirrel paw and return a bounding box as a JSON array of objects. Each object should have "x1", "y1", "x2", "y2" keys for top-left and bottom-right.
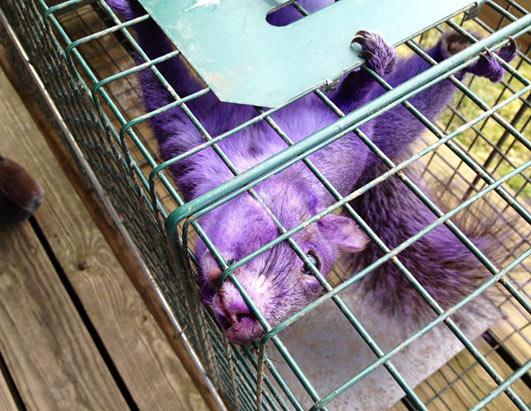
[
  {"x1": 467, "y1": 44, "x2": 516, "y2": 82},
  {"x1": 352, "y1": 31, "x2": 397, "y2": 76},
  {"x1": 441, "y1": 31, "x2": 517, "y2": 83}
]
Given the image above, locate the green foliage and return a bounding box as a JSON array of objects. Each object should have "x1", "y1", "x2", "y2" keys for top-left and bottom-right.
[{"x1": 413, "y1": 24, "x2": 529, "y2": 199}]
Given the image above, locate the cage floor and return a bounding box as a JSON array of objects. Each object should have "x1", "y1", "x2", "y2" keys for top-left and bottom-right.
[{"x1": 0, "y1": 62, "x2": 208, "y2": 410}]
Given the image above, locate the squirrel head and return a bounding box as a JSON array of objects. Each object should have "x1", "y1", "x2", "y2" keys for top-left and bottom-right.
[{"x1": 196, "y1": 175, "x2": 367, "y2": 344}]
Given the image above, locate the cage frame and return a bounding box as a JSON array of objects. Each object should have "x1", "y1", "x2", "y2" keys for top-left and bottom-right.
[{"x1": 1, "y1": 0, "x2": 529, "y2": 409}]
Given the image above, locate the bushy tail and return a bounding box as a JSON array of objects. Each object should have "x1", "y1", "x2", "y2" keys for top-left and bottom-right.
[
  {"x1": 349, "y1": 167, "x2": 513, "y2": 325},
  {"x1": 105, "y1": 0, "x2": 203, "y2": 105}
]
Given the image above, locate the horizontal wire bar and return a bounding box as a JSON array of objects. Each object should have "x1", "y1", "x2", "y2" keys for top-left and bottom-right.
[
  {"x1": 64, "y1": 13, "x2": 150, "y2": 57},
  {"x1": 92, "y1": 49, "x2": 181, "y2": 96}
]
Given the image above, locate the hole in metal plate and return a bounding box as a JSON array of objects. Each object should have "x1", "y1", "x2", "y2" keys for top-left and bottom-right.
[{"x1": 266, "y1": 0, "x2": 335, "y2": 27}]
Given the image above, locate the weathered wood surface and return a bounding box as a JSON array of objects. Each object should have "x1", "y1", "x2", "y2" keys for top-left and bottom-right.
[
  {"x1": 416, "y1": 338, "x2": 529, "y2": 410},
  {"x1": 0, "y1": 19, "x2": 222, "y2": 407},
  {"x1": 0, "y1": 67, "x2": 208, "y2": 410},
  {"x1": 0, "y1": 221, "x2": 128, "y2": 410}
]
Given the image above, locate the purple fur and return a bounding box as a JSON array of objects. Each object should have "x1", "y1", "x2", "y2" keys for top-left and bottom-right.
[{"x1": 107, "y1": 0, "x2": 516, "y2": 343}]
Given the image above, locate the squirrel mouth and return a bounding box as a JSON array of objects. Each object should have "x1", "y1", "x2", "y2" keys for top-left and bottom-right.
[
  {"x1": 212, "y1": 292, "x2": 264, "y2": 344},
  {"x1": 226, "y1": 317, "x2": 264, "y2": 344}
]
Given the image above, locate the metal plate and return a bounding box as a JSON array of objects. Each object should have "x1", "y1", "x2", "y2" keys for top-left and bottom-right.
[
  {"x1": 138, "y1": 0, "x2": 481, "y2": 107},
  {"x1": 273, "y1": 288, "x2": 500, "y2": 410}
]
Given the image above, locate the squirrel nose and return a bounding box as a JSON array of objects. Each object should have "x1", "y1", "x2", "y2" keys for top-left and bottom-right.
[{"x1": 219, "y1": 283, "x2": 254, "y2": 325}]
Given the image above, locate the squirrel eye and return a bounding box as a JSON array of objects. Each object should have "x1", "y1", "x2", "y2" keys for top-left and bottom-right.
[
  {"x1": 226, "y1": 258, "x2": 235, "y2": 266},
  {"x1": 302, "y1": 250, "x2": 321, "y2": 275}
]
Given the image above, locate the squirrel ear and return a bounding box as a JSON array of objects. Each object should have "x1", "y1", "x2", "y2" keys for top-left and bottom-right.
[{"x1": 319, "y1": 214, "x2": 368, "y2": 252}]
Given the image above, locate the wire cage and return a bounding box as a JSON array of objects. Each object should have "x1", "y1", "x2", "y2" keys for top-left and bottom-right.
[{"x1": 1, "y1": 0, "x2": 529, "y2": 409}]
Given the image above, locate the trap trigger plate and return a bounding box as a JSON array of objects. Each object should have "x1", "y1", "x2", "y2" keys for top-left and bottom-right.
[{"x1": 137, "y1": 0, "x2": 484, "y2": 108}]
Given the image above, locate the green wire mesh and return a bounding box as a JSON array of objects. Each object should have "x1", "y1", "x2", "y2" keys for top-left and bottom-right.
[{"x1": 1, "y1": 1, "x2": 529, "y2": 409}]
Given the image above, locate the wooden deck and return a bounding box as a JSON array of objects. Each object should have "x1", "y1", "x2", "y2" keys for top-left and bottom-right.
[
  {"x1": 0, "y1": 7, "x2": 529, "y2": 409},
  {"x1": 0, "y1": 66, "x2": 209, "y2": 410}
]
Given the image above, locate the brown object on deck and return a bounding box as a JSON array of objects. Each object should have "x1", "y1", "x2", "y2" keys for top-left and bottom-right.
[
  {"x1": 0, "y1": 156, "x2": 44, "y2": 224},
  {"x1": 0, "y1": 65, "x2": 209, "y2": 410}
]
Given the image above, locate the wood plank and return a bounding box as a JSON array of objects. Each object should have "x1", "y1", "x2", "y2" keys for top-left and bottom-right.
[
  {"x1": 0, "y1": 222, "x2": 127, "y2": 410},
  {"x1": 491, "y1": 272, "x2": 531, "y2": 366},
  {"x1": 391, "y1": 334, "x2": 530, "y2": 411},
  {"x1": 0, "y1": 66, "x2": 208, "y2": 409},
  {"x1": 444, "y1": 338, "x2": 529, "y2": 409},
  {"x1": 0, "y1": 367, "x2": 18, "y2": 411}
]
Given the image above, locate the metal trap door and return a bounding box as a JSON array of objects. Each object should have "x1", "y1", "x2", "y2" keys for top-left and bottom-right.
[{"x1": 138, "y1": 0, "x2": 481, "y2": 107}]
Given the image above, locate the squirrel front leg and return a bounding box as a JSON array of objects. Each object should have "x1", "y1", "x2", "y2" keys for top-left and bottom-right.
[
  {"x1": 332, "y1": 31, "x2": 397, "y2": 113},
  {"x1": 362, "y1": 32, "x2": 516, "y2": 165},
  {"x1": 346, "y1": 34, "x2": 517, "y2": 324}
]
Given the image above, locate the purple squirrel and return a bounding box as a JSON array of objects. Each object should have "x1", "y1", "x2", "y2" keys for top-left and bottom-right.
[{"x1": 107, "y1": 0, "x2": 516, "y2": 343}]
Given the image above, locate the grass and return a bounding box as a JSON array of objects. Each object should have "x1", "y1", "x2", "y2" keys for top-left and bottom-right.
[{"x1": 441, "y1": 47, "x2": 530, "y2": 200}]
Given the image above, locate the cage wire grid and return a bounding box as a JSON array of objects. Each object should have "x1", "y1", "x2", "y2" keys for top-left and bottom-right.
[{"x1": 2, "y1": 0, "x2": 530, "y2": 409}]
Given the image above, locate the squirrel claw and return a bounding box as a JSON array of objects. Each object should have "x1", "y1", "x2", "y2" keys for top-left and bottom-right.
[
  {"x1": 466, "y1": 51, "x2": 504, "y2": 82},
  {"x1": 465, "y1": 40, "x2": 517, "y2": 83},
  {"x1": 352, "y1": 31, "x2": 397, "y2": 76}
]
